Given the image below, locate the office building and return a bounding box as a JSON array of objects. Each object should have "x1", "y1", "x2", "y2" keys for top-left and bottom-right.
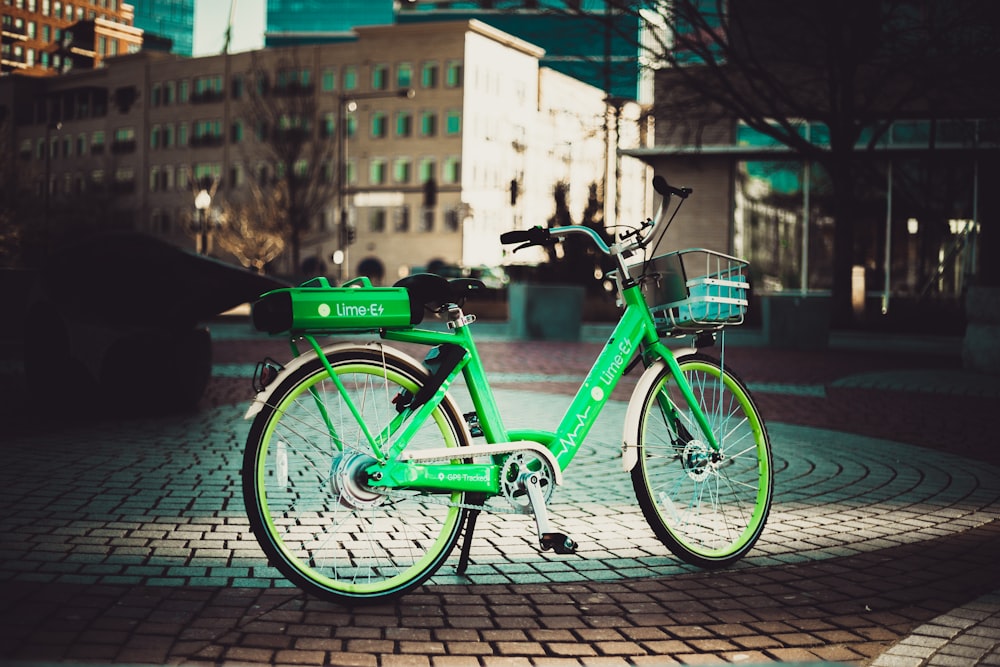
[
  {"x1": 1, "y1": 0, "x2": 143, "y2": 76},
  {"x1": 130, "y1": 0, "x2": 194, "y2": 56},
  {"x1": 1, "y1": 19, "x2": 647, "y2": 280},
  {"x1": 262, "y1": 0, "x2": 648, "y2": 101}
]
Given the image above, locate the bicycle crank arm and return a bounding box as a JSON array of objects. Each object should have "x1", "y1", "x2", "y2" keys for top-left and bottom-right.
[{"x1": 523, "y1": 472, "x2": 578, "y2": 555}]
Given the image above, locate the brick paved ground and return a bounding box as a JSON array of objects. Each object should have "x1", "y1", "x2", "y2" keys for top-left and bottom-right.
[{"x1": 1, "y1": 322, "x2": 998, "y2": 666}]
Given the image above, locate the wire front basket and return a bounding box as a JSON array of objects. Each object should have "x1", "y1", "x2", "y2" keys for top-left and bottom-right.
[{"x1": 633, "y1": 249, "x2": 750, "y2": 336}]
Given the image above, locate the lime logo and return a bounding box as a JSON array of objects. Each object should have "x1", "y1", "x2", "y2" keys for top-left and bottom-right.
[
  {"x1": 318, "y1": 304, "x2": 331, "y2": 317},
  {"x1": 591, "y1": 387, "x2": 604, "y2": 401}
]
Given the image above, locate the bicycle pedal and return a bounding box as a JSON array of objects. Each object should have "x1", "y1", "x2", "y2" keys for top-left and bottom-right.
[
  {"x1": 540, "y1": 532, "x2": 577, "y2": 555},
  {"x1": 463, "y1": 412, "x2": 484, "y2": 438}
]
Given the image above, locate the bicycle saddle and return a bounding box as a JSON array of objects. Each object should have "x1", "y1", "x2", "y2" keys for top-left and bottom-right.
[{"x1": 394, "y1": 273, "x2": 485, "y2": 320}]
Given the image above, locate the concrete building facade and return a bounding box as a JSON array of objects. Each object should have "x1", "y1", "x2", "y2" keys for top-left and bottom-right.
[{"x1": 2, "y1": 19, "x2": 649, "y2": 282}]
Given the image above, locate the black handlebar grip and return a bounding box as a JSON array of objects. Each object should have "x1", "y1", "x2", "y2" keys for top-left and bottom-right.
[
  {"x1": 500, "y1": 226, "x2": 551, "y2": 245},
  {"x1": 500, "y1": 229, "x2": 531, "y2": 245}
]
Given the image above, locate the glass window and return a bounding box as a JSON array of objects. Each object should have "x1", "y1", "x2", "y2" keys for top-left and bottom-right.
[
  {"x1": 396, "y1": 110, "x2": 412, "y2": 138},
  {"x1": 445, "y1": 110, "x2": 461, "y2": 135},
  {"x1": 322, "y1": 68, "x2": 336, "y2": 92},
  {"x1": 397, "y1": 62, "x2": 412, "y2": 88},
  {"x1": 421, "y1": 61, "x2": 438, "y2": 88},
  {"x1": 418, "y1": 209, "x2": 434, "y2": 232},
  {"x1": 343, "y1": 66, "x2": 357, "y2": 90},
  {"x1": 371, "y1": 111, "x2": 388, "y2": 138},
  {"x1": 443, "y1": 156, "x2": 461, "y2": 184},
  {"x1": 372, "y1": 63, "x2": 389, "y2": 91},
  {"x1": 445, "y1": 60, "x2": 462, "y2": 88},
  {"x1": 393, "y1": 157, "x2": 411, "y2": 184},
  {"x1": 394, "y1": 205, "x2": 410, "y2": 232},
  {"x1": 420, "y1": 111, "x2": 437, "y2": 137},
  {"x1": 368, "y1": 207, "x2": 387, "y2": 233},
  {"x1": 419, "y1": 158, "x2": 437, "y2": 183},
  {"x1": 370, "y1": 158, "x2": 387, "y2": 185}
]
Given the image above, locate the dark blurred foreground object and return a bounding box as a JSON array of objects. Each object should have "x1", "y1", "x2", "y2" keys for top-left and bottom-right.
[{"x1": 23, "y1": 232, "x2": 289, "y2": 416}]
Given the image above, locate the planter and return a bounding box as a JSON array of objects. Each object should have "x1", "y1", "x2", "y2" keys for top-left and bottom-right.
[
  {"x1": 963, "y1": 286, "x2": 1000, "y2": 374},
  {"x1": 508, "y1": 283, "x2": 584, "y2": 341},
  {"x1": 761, "y1": 293, "x2": 831, "y2": 350}
]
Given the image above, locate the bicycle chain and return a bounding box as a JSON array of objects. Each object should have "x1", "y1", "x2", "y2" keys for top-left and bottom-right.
[
  {"x1": 368, "y1": 448, "x2": 543, "y2": 515},
  {"x1": 372, "y1": 486, "x2": 523, "y2": 514}
]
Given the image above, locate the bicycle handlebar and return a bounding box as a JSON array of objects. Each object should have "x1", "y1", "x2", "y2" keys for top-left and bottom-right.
[{"x1": 500, "y1": 175, "x2": 692, "y2": 257}]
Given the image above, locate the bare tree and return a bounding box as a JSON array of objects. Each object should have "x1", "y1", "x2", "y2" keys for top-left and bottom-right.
[
  {"x1": 215, "y1": 178, "x2": 288, "y2": 273},
  {"x1": 550, "y1": 0, "x2": 1000, "y2": 322},
  {"x1": 238, "y1": 51, "x2": 338, "y2": 274}
]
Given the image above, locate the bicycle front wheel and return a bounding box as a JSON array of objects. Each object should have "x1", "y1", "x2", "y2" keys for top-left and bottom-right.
[
  {"x1": 631, "y1": 353, "x2": 772, "y2": 568},
  {"x1": 243, "y1": 345, "x2": 471, "y2": 603}
]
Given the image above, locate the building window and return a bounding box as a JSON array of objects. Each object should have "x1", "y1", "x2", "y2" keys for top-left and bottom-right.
[
  {"x1": 90, "y1": 131, "x2": 105, "y2": 154},
  {"x1": 393, "y1": 157, "x2": 411, "y2": 184},
  {"x1": 394, "y1": 205, "x2": 410, "y2": 232},
  {"x1": 419, "y1": 209, "x2": 434, "y2": 232},
  {"x1": 421, "y1": 61, "x2": 438, "y2": 88},
  {"x1": 445, "y1": 60, "x2": 463, "y2": 88},
  {"x1": 371, "y1": 111, "x2": 388, "y2": 138},
  {"x1": 397, "y1": 62, "x2": 412, "y2": 88},
  {"x1": 420, "y1": 111, "x2": 437, "y2": 137},
  {"x1": 443, "y1": 156, "x2": 461, "y2": 184},
  {"x1": 396, "y1": 110, "x2": 412, "y2": 138},
  {"x1": 368, "y1": 207, "x2": 387, "y2": 233},
  {"x1": 150, "y1": 124, "x2": 160, "y2": 149},
  {"x1": 372, "y1": 63, "x2": 389, "y2": 91},
  {"x1": 445, "y1": 110, "x2": 461, "y2": 136},
  {"x1": 444, "y1": 209, "x2": 460, "y2": 232},
  {"x1": 322, "y1": 112, "x2": 336, "y2": 138},
  {"x1": 419, "y1": 158, "x2": 437, "y2": 184},
  {"x1": 322, "y1": 68, "x2": 336, "y2": 92},
  {"x1": 370, "y1": 158, "x2": 387, "y2": 185},
  {"x1": 343, "y1": 65, "x2": 357, "y2": 91}
]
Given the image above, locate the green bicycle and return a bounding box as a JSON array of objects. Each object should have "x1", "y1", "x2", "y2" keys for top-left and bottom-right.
[{"x1": 241, "y1": 175, "x2": 773, "y2": 603}]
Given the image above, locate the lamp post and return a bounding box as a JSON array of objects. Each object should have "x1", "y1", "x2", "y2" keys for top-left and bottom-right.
[
  {"x1": 336, "y1": 88, "x2": 414, "y2": 282},
  {"x1": 194, "y1": 189, "x2": 212, "y2": 255}
]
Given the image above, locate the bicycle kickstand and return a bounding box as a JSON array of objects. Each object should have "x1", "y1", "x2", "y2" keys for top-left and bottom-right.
[{"x1": 521, "y1": 473, "x2": 578, "y2": 555}]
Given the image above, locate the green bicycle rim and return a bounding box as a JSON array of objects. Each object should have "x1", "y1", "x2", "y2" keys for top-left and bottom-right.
[
  {"x1": 649, "y1": 359, "x2": 770, "y2": 559},
  {"x1": 253, "y1": 361, "x2": 464, "y2": 597}
]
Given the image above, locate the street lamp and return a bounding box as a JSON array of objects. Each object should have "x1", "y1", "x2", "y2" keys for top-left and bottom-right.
[
  {"x1": 194, "y1": 189, "x2": 212, "y2": 255},
  {"x1": 336, "y1": 88, "x2": 414, "y2": 282}
]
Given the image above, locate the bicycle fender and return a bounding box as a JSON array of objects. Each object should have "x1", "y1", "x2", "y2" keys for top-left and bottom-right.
[
  {"x1": 244, "y1": 341, "x2": 427, "y2": 420},
  {"x1": 621, "y1": 347, "x2": 696, "y2": 472}
]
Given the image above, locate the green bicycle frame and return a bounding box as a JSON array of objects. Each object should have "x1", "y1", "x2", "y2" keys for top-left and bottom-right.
[{"x1": 277, "y1": 277, "x2": 720, "y2": 497}]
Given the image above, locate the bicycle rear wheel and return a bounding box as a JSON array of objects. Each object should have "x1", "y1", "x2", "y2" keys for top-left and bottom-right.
[
  {"x1": 243, "y1": 345, "x2": 471, "y2": 603},
  {"x1": 631, "y1": 353, "x2": 772, "y2": 568}
]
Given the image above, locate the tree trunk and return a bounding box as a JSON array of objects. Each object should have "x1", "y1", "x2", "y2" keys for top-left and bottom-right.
[
  {"x1": 978, "y1": 155, "x2": 1000, "y2": 288},
  {"x1": 827, "y1": 154, "x2": 859, "y2": 328}
]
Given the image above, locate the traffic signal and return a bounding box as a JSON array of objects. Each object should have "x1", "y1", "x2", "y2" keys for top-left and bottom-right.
[{"x1": 340, "y1": 222, "x2": 356, "y2": 246}]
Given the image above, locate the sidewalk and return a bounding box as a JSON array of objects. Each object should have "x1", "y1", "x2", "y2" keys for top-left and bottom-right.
[{"x1": 1, "y1": 319, "x2": 998, "y2": 666}]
